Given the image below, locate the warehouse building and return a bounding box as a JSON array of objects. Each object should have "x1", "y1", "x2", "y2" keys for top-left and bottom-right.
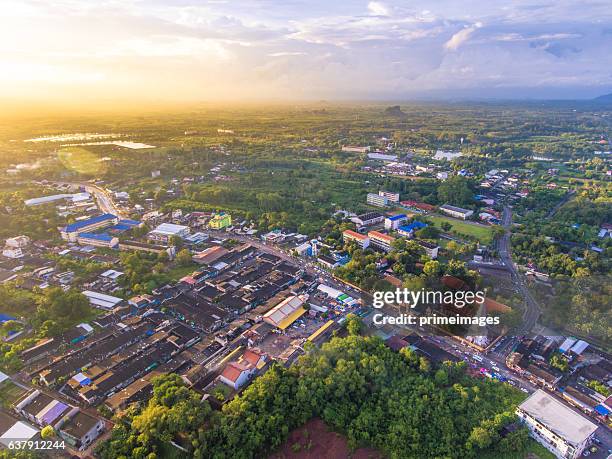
[
  {"x1": 148, "y1": 223, "x2": 190, "y2": 243},
  {"x1": 82, "y1": 290, "x2": 124, "y2": 310},
  {"x1": 440, "y1": 204, "x2": 474, "y2": 220},
  {"x1": 263, "y1": 295, "x2": 307, "y2": 330}
]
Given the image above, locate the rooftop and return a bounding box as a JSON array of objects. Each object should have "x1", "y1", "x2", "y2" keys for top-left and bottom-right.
[
  {"x1": 343, "y1": 229, "x2": 368, "y2": 240},
  {"x1": 518, "y1": 389, "x2": 597, "y2": 445},
  {"x1": 63, "y1": 214, "x2": 117, "y2": 233},
  {"x1": 150, "y1": 223, "x2": 189, "y2": 236},
  {"x1": 60, "y1": 411, "x2": 101, "y2": 439}
]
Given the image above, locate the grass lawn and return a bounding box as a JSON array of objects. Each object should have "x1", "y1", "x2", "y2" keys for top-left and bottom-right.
[
  {"x1": 428, "y1": 215, "x2": 493, "y2": 244},
  {"x1": 0, "y1": 380, "x2": 27, "y2": 409},
  {"x1": 165, "y1": 262, "x2": 199, "y2": 281},
  {"x1": 479, "y1": 438, "x2": 556, "y2": 459}
]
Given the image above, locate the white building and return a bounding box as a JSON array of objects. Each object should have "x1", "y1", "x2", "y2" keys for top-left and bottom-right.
[
  {"x1": 417, "y1": 240, "x2": 439, "y2": 259},
  {"x1": 342, "y1": 230, "x2": 370, "y2": 249},
  {"x1": 5, "y1": 236, "x2": 30, "y2": 248},
  {"x1": 341, "y1": 145, "x2": 369, "y2": 153},
  {"x1": 148, "y1": 223, "x2": 190, "y2": 243},
  {"x1": 384, "y1": 214, "x2": 408, "y2": 230},
  {"x1": 367, "y1": 193, "x2": 388, "y2": 207},
  {"x1": 378, "y1": 190, "x2": 400, "y2": 203},
  {"x1": 516, "y1": 390, "x2": 597, "y2": 459},
  {"x1": 433, "y1": 150, "x2": 462, "y2": 161},
  {"x1": 351, "y1": 212, "x2": 384, "y2": 227},
  {"x1": 368, "y1": 231, "x2": 395, "y2": 252},
  {"x1": 82, "y1": 291, "x2": 124, "y2": 310},
  {"x1": 440, "y1": 204, "x2": 474, "y2": 220},
  {"x1": 368, "y1": 153, "x2": 398, "y2": 162},
  {"x1": 2, "y1": 247, "x2": 24, "y2": 258}
]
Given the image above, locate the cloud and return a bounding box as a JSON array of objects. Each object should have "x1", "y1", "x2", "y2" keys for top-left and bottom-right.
[
  {"x1": 1, "y1": 0, "x2": 612, "y2": 101},
  {"x1": 367, "y1": 1, "x2": 390, "y2": 17},
  {"x1": 445, "y1": 22, "x2": 482, "y2": 51},
  {"x1": 268, "y1": 51, "x2": 308, "y2": 57}
]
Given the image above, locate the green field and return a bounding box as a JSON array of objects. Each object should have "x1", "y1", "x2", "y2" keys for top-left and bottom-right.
[
  {"x1": 0, "y1": 380, "x2": 27, "y2": 409},
  {"x1": 429, "y1": 215, "x2": 493, "y2": 244},
  {"x1": 479, "y1": 438, "x2": 556, "y2": 459}
]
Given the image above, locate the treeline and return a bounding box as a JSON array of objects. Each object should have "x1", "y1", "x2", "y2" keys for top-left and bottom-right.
[{"x1": 97, "y1": 333, "x2": 530, "y2": 459}]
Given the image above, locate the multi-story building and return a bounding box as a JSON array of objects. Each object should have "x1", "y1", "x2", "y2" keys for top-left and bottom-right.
[
  {"x1": 350, "y1": 212, "x2": 384, "y2": 227},
  {"x1": 208, "y1": 212, "x2": 232, "y2": 230},
  {"x1": 384, "y1": 214, "x2": 408, "y2": 230},
  {"x1": 76, "y1": 233, "x2": 119, "y2": 249},
  {"x1": 397, "y1": 221, "x2": 428, "y2": 238},
  {"x1": 417, "y1": 240, "x2": 439, "y2": 259},
  {"x1": 148, "y1": 223, "x2": 190, "y2": 243},
  {"x1": 516, "y1": 390, "x2": 597, "y2": 459},
  {"x1": 367, "y1": 193, "x2": 388, "y2": 207},
  {"x1": 440, "y1": 204, "x2": 474, "y2": 220},
  {"x1": 342, "y1": 230, "x2": 370, "y2": 249},
  {"x1": 379, "y1": 190, "x2": 400, "y2": 203},
  {"x1": 368, "y1": 231, "x2": 395, "y2": 252},
  {"x1": 60, "y1": 214, "x2": 119, "y2": 242}
]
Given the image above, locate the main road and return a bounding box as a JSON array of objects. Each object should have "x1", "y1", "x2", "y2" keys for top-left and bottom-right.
[{"x1": 499, "y1": 205, "x2": 541, "y2": 335}]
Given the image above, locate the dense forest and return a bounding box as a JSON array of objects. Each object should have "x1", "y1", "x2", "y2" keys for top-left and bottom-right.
[{"x1": 97, "y1": 328, "x2": 535, "y2": 459}]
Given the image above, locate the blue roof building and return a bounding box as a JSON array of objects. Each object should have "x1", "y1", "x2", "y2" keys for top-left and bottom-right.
[
  {"x1": 76, "y1": 232, "x2": 119, "y2": 248},
  {"x1": 397, "y1": 221, "x2": 428, "y2": 238},
  {"x1": 61, "y1": 214, "x2": 118, "y2": 242}
]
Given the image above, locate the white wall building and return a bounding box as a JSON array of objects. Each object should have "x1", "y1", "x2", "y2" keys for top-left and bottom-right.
[
  {"x1": 516, "y1": 390, "x2": 597, "y2": 459},
  {"x1": 440, "y1": 204, "x2": 474, "y2": 220},
  {"x1": 367, "y1": 193, "x2": 388, "y2": 207},
  {"x1": 148, "y1": 223, "x2": 190, "y2": 243}
]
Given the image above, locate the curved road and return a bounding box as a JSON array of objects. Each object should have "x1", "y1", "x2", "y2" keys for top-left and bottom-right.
[{"x1": 499, "y1": 206, "x2": 541, "y2": 335}]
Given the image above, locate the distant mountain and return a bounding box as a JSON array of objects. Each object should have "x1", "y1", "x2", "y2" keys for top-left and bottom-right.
[
  {"x1": 593, "y1": 93, "x2": 612, "y2": 102},
  {"x1": 383, "y1": 105, "x2": 407, "y2": 117}
]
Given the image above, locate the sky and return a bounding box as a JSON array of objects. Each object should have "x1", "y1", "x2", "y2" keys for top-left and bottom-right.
[{"x1": 1, "y1": 0, "x2": 612, "y2": 104}]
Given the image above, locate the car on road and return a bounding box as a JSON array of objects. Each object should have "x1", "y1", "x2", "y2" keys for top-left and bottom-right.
[{"x1": 520, "y1": 387, "x2": 529, "y2": 393}]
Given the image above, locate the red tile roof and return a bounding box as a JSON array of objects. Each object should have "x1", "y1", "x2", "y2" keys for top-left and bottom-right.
[
  {"x1": 221, "y1": 361, "x2": 252, "y2": 383},
  {"x1": 368, "y1": 231, "x2": 395, "y2": 243},
  {"x1": 343, "y1": 229, "x2": 368, "y2": 241}
]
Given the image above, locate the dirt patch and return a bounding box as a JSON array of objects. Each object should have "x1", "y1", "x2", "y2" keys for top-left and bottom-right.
[{"x1": 269, "y1": 418, "x2": 382, "y2": 459}]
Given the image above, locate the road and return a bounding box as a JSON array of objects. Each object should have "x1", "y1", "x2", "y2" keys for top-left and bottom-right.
[
  {"x1": 499, "y1": 206, "x2": 541, "y2": 335},
  {"x1": 81, "y1": 183, "x2": 127, "y2": 218},
  {"x1": 57, "y1": 181, "x2": 127, "y2": 217},
  {"x1": 546, "y1": 189, "x2": 576, "y2": 219}
]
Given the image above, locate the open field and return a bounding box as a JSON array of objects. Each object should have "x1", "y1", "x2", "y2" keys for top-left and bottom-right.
[{"x1": 429, "y1": 215, "x2": 494, "y2": 244}]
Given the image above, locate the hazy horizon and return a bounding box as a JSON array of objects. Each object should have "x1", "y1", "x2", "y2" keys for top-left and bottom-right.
[{"x1": 2, "y1": 0, "x2": 612, "y2": 105}]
